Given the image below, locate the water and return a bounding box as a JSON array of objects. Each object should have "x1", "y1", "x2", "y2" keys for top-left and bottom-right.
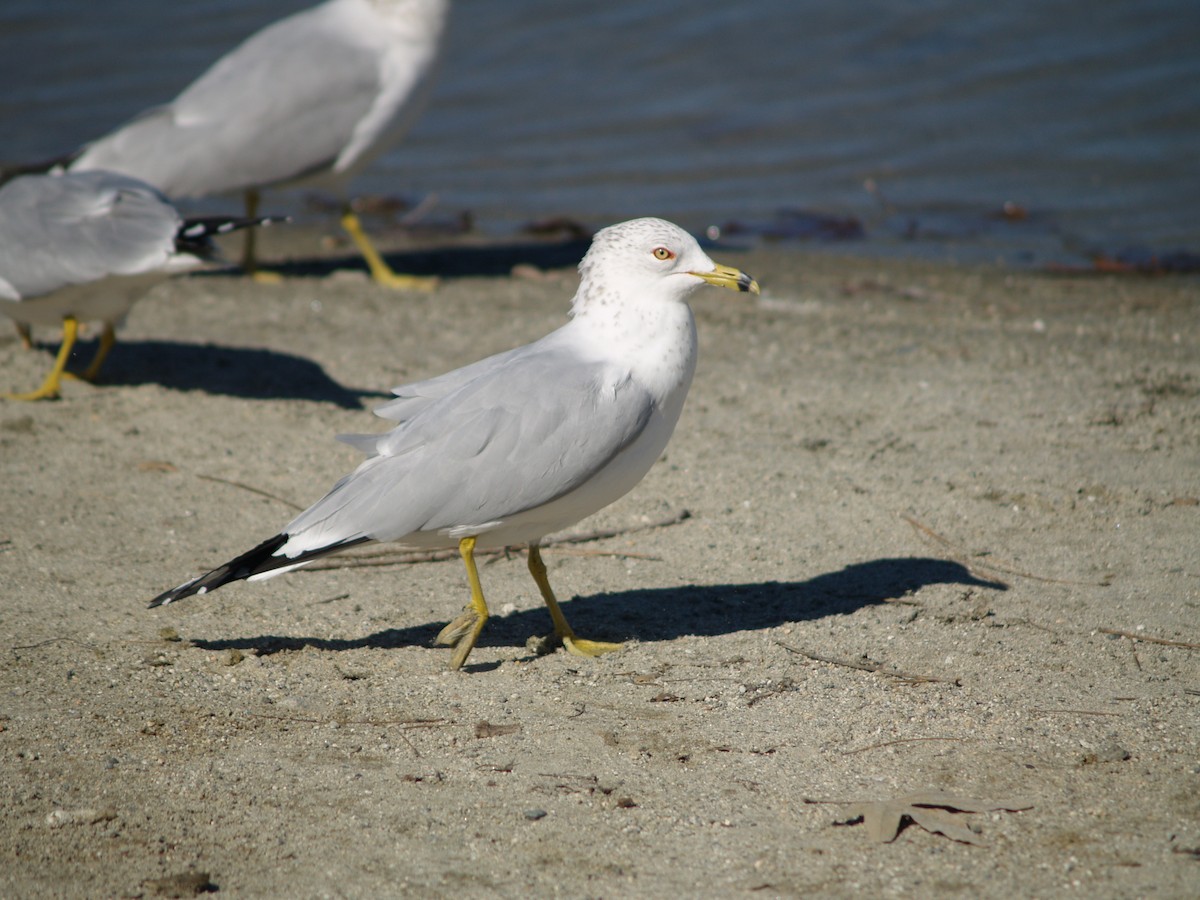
[{"x1": 3, "y1": 0, "x2": 1198, "y2": 266}]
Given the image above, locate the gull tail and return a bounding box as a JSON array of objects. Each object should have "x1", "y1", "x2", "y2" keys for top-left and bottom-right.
[
  {"x1": 149, "y1": 532, "x2": 368, "y2": 608},
  {"x1": 175, "y1": 214, "x2": 290, "y2": 259}
]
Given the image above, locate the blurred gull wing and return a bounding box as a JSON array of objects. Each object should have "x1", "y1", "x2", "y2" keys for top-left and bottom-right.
[
  {"x1": 0, "y1": 171, "x2": 181, "y2": 301},
  {"x1": 0, "y1": 171, "x2": 278, "y2": 399}
]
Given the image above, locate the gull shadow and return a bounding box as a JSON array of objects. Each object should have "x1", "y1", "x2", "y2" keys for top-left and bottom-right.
[
  {"x1": 231, "y1": 237, "x2": 594, "y2": 282},
  {"x1": 565, "y1": 557, "x2": 1007, "y2": 643},
  {"x1": 85, "y1": 339, "x2": 389, "y2": 408},
  {"x1": 185, "y1": 557, "x2": 1007, "y2": 658}
]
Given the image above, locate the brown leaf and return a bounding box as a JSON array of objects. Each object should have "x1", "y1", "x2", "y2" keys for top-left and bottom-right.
[
  {"x1": 846, "y1": 800, "x2": 905, "y2": 843},
  {"x1": 906, "y1": 791, "x2": 1033, "y2": 814},
  {"x1": 842, "y1": 793, "x2": 1032, "y2": 844},
  {"x1": 907, "y1": 807, "x2": 981, "y2": 844},
  {"x1": 474, "y1": 720, "x2": 520, "y2": 739},
  {"x1": 142, "y1": 870, "x2": 215, "y2": 896},
  {"x1": 137, "y1": 460, "x2": 178, "y2": 473}
]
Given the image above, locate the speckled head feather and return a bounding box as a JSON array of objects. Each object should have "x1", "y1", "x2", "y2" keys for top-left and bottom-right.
[{"x1": 571, "y1": 217, "x2": 719, "y2": 317}]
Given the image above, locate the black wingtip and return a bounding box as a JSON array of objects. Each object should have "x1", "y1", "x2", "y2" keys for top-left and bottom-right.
[
  {"x1": 148, "y1": 583, "x2": 190, "y2": 608},
  {"x1": 149, "y1": 533, "x2": 290, "y2": 609},
  {"x1": 174, "y1": 214, "x2": 291, "y2": 256},
  {"x1": 148, "y1": 533, "x2": 371, "y2": 610},
  {"x1": 148, "y1": 575, "x2": 207, "y2": 608}
]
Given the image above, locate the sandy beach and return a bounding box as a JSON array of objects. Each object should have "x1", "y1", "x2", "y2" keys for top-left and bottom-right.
[{"x1": 2, "y1": 224, "x2": 1197, "y2": 897}]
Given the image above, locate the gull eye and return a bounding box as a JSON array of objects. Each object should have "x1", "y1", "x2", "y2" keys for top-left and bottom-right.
[{"x1": 652, "y1": 247, "x2": 674, "y2": 261}]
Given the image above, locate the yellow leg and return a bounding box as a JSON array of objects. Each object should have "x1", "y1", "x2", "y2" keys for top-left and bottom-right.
[
  {"x1": 243, "y1": 189, "x2": 282, "y2": 284},
  {"x1": 79, "y1": 323, "x2": 116, "y2": 382},
  {"x1": 434, "y1": 537, "x2": 490, "y2": 670},
  {"x1": 340, "y1": 207, "x2": 438, "y2": 291},
  {"x1": 527, "y1": 544, "x2": 623, "y2": 659},
  {"x1": 6, "y1": 316, "x2": 79, "y2": 401}
]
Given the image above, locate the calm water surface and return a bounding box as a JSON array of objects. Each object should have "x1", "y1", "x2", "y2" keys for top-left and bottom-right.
[{"x1": 3, "y1": 0, "x2": 1198, "y2": 265}]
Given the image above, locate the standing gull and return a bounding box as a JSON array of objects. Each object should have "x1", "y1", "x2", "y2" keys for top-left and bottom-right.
[
  {"x1": 151, "y1": 217, "x2": 760, "y2": 669},
  {"x1": 0, "y1": 171, "x2": 278, "y2": 401},
  {"x1": 68, "y1": 0, "x2": 450, "y2": 287}
]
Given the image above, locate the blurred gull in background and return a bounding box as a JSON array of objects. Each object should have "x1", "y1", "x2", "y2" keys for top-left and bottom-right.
[
  {"x1": 67, "y1": 0, "x2": 450, "y2": 287},
  {"x1": 0, "y1": 171, "x2": 278, "y2": 400}
]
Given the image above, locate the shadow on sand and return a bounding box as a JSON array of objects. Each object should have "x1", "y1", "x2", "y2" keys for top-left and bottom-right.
[
  {"x1": 236, "y1": 235, "x2": 594, "y2": 282},
  {"x1": 71, "y1": 339, "x2": 390, "y2": 408},
  {"x1": 185, "y1": 556, "x2": 1007, "y2": 662}
]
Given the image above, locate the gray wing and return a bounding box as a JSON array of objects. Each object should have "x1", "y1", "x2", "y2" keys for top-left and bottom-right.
[
  {"x1": 353, "y1": 343, "x2": 539, "y2": 431},
  {"x1": 70, "y1": 3, "x2": 419, "y2": 196},
  {"x1": 284, "y1": 342, "x2": 655, "y2": 549},
  {"x1": 0, "y1": 172, "x2": 178, "y2": 300}
]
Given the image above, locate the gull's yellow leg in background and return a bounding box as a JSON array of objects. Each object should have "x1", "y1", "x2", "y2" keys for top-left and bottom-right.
[
  {"x1": 527, "y1": 544, "x2": 623, "y2": 658},
  {"x1": 435, "y1": 536, "x2": 491, "y2": 670},
  {"x1": 243, "y1": 189, "x2": 282, "y2": 284},
  {"x1": 340, "y1": 205, "x2": 438, "y2": 291},
  {"x1": 6, "y1": 316, "x2": 79, "y2": 401},
  {"x1": 79, "y1": 323, "x2": 116, "y2": 382}
]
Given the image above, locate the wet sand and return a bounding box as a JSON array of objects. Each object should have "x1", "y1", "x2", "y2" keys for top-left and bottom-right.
[{"x1": 1, "y1": 225, "x2": 1197, "y2": 896}]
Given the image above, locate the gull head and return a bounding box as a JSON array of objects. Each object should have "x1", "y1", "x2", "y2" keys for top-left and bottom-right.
[{"x1": 573, "y1": 217, "x2": 759, "y2": 315}]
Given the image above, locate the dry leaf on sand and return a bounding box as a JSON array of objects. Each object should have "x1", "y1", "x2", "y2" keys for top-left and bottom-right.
[{"x1": 837, "y1": 792, "x2": 1033, "y2": 844}]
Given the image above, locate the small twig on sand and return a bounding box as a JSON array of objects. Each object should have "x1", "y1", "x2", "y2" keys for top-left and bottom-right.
[
  {"x1": 10, "y1": 636, "x2": 98, "y2": 655},
  {"x1": 1129, "y1": 639, "x2": 1144, "y2": 671},
  {"x1": 841, "y1": 737, "x2": 972, "y2": 756},
  {"x1": 196, "y1": 473, "x2": 304, "y2": 511},
  {"x1": 249, "y1": 712, "x2": 447, "y2": 728},
  {"x1": 549, "y1": 547, "x2": 662, "y2": 561},
  {"x1": 303, "y1": 509, "x2": 691, "y2": 572},
  {"x1": 1004, "y1": 617, "x2": 1060, "y2": 635},
  {"x1": 248, "y1": 713, "x2": 449, "y2": 757},
  {"x1": 306, "y1": 548, "x2": 461, "y2": 570},
  {"x1": 1028, "y1": 708, "x2": 1121, "y2": 717},
  {"x1": 543, "y1": 509, "x2": 690, "y2": 547},
  {"x1": 1098, "y1": 627, "x2": 1199, "y2": 650},
  {"x1": 900, "y1": 513, "x2": 1111, "y2": 587},
  {"x1": 774, "y1": 640, "x2": 959, "y2": 686}
]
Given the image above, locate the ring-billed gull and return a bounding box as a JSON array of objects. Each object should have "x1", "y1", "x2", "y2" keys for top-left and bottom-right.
[
  {"x1": 68, "y1": 0, "x2": 450, "y2": 288},
  {"x1": 151, "y1": 217, "x2": 760, "y2": 669},
  {"x1": 0, "y1": 171, "x2": 279, "y2": 401}
]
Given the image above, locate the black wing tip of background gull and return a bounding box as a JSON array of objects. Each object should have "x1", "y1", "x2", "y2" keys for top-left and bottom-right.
[
  {"x1": 174, "y1": 214, "x2": 291, "y2": 256},
  {"x1": 148, "y1": 533, "x2": 370, "y2": 608}
]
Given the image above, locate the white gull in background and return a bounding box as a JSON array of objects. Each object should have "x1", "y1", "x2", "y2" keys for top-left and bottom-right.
[{"x1": 69, "y1": 0, "x2": 450, "y2": 287}]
